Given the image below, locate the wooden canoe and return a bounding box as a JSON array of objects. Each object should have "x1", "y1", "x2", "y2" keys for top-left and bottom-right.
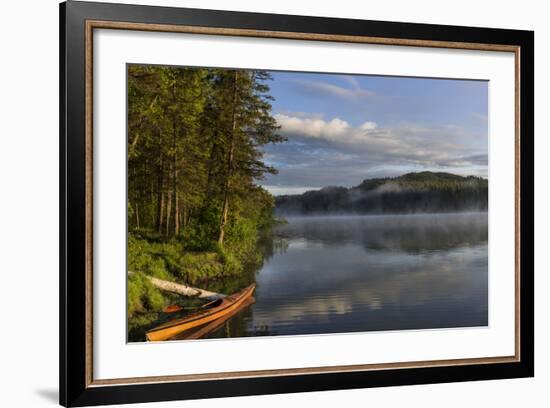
[
  {"x1": 146, "y1": 284, "x2": 256, "y2": 342},
  {"x1": 174, "y1": 297, "x2": 255, "y2": 341}
]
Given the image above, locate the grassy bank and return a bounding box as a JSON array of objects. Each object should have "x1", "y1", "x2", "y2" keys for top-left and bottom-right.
[{"x1": 127, "y1": 216, "x2": 273, "y2": 326}]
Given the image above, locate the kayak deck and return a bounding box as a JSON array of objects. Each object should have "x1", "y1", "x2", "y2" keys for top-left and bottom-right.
[
  {"x1": 146, "y1": 283, "x2": 256, "y2": 342},
  {"x1": 173, "y1": 297, "x2": 255, "y2": 341}
]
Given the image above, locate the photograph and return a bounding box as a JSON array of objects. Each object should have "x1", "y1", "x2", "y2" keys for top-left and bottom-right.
[{"x1": 126, "y1": 64, "x2": 489, "y2": 343}]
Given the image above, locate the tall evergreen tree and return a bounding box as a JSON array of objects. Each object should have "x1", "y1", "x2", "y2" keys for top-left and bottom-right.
[{"x1": 127, "y1": 65, "x2": 283, "y2": 248}]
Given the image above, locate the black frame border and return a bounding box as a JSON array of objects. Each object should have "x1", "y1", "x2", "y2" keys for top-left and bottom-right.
[{"x1": 60, "y1": 1, "x2": 534, "y2": 406}]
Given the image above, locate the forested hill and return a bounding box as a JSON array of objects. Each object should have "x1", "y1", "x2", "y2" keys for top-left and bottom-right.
[{"x1": 274, "y1": 172, "x2": 488, "y2": 215}]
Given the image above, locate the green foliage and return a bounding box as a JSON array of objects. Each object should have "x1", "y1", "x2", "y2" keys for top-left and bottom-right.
[
  {"x1": 215, "y1": 244, "x2": 243, "y2": 275},
  {"x1": 225, "y1": 218, "x2": 260, "y2": 261},
  {"x1": 127, "y1": 65, "x2": 283, "y2": 238},
  {"x1": 127, "y1": 272, "x2": 165, "y2": 317},
  {"x1": 358, "y1": 171, "x2": 488, "y2": 192},
  {"x1": 126, "y1": 65, "x2": 284, "y2": 327},
  {"x1": 178, "y1": 203, "x2": 221, "y2": 251},
  {"x1": 128, "y1": 231, "x2": 256, "y2": 285},
  {"x1": 127, "y1": 219, "x2": 265, "y2": 323},
  {"x1": 179, "y1": 251, "x2": 226, "y2": 283},
  {"x1": 128, "y1": 235, "x2": 171, "y2": 280}
]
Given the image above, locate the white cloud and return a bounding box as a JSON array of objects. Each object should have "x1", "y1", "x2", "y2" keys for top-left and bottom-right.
[
  {"x1": 274, "y1": 113, "x2": 486, "y2": 170},
  {"x1": 274, "y1": 113, "x2": 350, "y2": 140},
  {"x1": 278, "y1": 110, "x2": 325, "y2": 119},
  {"x1": 275, "y1": 114, "x2": 384, "y2": 147},
  {"x1": 341, "y1": 75, "x2": 361, "y2": 90},
  {"x1": 360, "y1": 121, "x2": 378, "y2": 131},
  {"x1": 472, "y1": 113, "x2": 488, "y2": 122},
  {"x1": 292, "y1": 79, "x2": 375, "y2": 99}
]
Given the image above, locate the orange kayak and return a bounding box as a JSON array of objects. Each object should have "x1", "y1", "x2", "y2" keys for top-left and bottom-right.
[
  {"x1": 146, "y1": 284, "x2": 256, "y2": 342},
  {"x1": 174, "y1": 297, "x2": 255, "y2": 341}
]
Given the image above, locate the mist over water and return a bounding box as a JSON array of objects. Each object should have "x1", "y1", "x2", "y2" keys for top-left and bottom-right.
[
  {"x1": 202, "y1": 212, "x2": 488, "y2": 338},
  {"x1": 274, "y1": 173, "x2": 489, "y2": 216}
]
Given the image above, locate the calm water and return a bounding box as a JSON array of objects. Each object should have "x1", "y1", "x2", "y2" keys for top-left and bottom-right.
[{"x1": 198, "y1": 212, "x2": 488, "y2": 339}]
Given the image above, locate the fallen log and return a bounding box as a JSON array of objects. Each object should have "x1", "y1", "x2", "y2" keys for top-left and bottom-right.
[{"x1": 128, "y1": 271, "x2": 225, "y2": 300}]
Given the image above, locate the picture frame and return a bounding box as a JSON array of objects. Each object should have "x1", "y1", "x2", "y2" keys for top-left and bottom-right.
[{"x1": 59, "y1": 1, "x2": 534, "y2": 406}]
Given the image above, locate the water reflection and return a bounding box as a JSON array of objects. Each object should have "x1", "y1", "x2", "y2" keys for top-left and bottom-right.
[
  {"x1": 276, "y1": 213, "x2": 488, "y2": 253},
  {"x1": 203, "y1": 212, "x2": 488, "y2": 339}
]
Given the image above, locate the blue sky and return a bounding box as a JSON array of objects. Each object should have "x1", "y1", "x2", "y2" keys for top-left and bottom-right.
[{"x1": 258, "y1": 71, "x2": 488, "y2": 196}]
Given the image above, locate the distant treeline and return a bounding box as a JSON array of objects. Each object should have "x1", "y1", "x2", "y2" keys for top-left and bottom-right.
[{"x1": 275, "y1": 172, "x2": 488, "y2": 215}]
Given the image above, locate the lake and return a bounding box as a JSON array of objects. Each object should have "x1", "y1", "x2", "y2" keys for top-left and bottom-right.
[{"x1": 191, "y1": 212, "x2": 488, "y2": 339}]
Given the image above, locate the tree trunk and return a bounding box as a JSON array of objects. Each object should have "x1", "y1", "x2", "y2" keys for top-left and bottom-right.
[
  {"x1": 155, "y1": 131, "x2": 164, "y2": 233},
  {"x1": 218, "y1": 71, "x2": 239, "y2": 245},
  {"x1": 135, "y1": 202, "x2": 140, "y2": 229},
  {"x1": 205, "y1": 131, "x2": 219, "y2": 197},
  {"x1": 158, "y1": 191, "x2": 165, "y2": 233},
  {"x1": 187, "y1": 209, "x2": 192, "y2": 228},
  {"x1": 182, "y1": 206, "x2": 187, "y2": 229},
  {"x1": 174, "y1": 189, "x2": 179, "y2": 234},
  {"x1": 128, "y1": 272, "x2": 225, "y2": 300},
  {"x1": 173, "y1": 115, "x2": 180, "y2": 236},
  {"x1": 165, "y1": 187, "x2": 172, "y2": 236},
  {"x1": 151, "y1": 178, "x2": 155, "y2": 226}
]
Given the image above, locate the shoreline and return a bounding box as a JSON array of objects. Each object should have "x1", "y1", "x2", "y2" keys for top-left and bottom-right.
[{"x1": 276, "y1": 211, "x2": 489, "y2": 220}]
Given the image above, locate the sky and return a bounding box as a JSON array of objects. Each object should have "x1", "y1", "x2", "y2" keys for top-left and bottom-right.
[{"x1": 257, "y1": 70, "x2": 488, "y2": 196}]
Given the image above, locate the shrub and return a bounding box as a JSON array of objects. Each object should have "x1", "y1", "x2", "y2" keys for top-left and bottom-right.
[
  {"x1": 179, "y1": 251, "x2": 225, "y2": 284},
  {"x1": 127, "y1": 272, "x2": 165, "y2": 318},
  {"x1": 215, "y1": 244, "x2": 242, "y2": 275},
  {"x1": 178, "y1": 204, "x2": 220, "y2": 251},
  {"x1": 128, "y1": 235, "x2": 171, "y2": 280}
]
